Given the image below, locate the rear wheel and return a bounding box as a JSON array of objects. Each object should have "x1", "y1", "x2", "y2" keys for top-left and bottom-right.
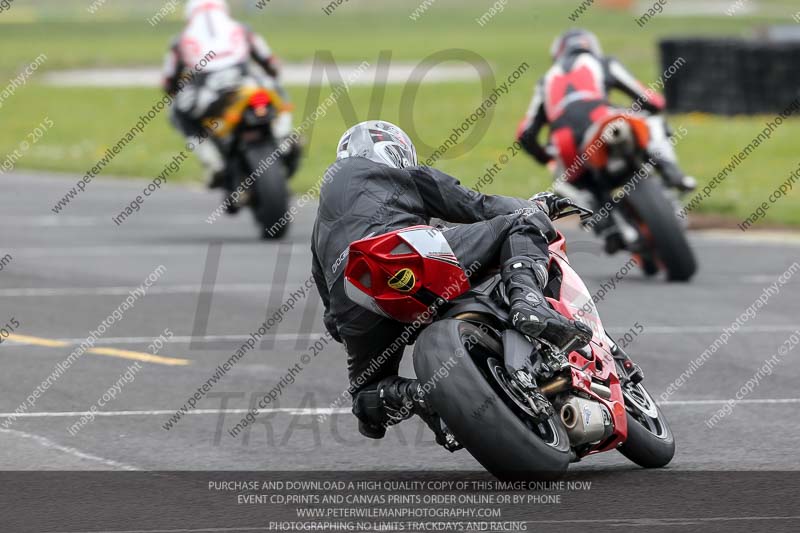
[
  {"x1": 244, "y1": 143, "x2": 289, "y2": 240},
  {"x1": 625, "y1": 178, "x2": 697, "y2": 281},
  {"x1": 413, "y1": 319, "x2": 571, "y2": 480},
  {"x1": 617, "y1": 380, "x2": 675, "y2": 468}
]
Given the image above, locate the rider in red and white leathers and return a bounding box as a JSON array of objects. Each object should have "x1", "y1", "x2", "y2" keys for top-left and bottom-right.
[
  {"x1": 516, "y1": 29, "x2": 695, "y2": 217},
  {"x1": 161, "y1": 0, "x2": 291, "y2": 187}
]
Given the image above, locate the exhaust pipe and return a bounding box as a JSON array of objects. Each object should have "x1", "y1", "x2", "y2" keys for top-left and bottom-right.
[
  {"x1": 539, "y1": 376, "x2": 570, "y2": 396},
  {"x1": 590, "y1": 382, "x2": 612, "y2": 399},
  {"x1": 559, "y1": 396, "x2": 612, "y2": 446},
  {"x1": 539, "y1": 376, "x2": 611, "y2": 400},
  {"x1": 560, "y1": 402, "x2": 579, "y2": 430}
]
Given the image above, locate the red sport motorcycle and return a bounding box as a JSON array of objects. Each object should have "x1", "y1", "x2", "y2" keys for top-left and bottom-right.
[{"x1": 345, "y1": 199, "x2": 675, "y2": 479}]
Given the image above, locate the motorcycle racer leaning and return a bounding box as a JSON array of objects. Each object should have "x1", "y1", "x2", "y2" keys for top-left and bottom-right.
[
  {"x1": 311, "y1": 120, "x2": 592, "y2": 443},
  {"x1": 161, "y1": 0, "x2": 292, "y2": 188},
  {"x1": 516, "y1": 29, "x2": 695, "y2": 247}
]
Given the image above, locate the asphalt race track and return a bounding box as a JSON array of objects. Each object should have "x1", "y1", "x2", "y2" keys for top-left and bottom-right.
[{"x1": 1, "y1": 172, "x2": 799, "y2": 530}]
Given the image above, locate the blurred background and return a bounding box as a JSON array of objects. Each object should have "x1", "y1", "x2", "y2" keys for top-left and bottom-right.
[{"x1": 1, "y1": 0, "x2": 799, "y2": 226}]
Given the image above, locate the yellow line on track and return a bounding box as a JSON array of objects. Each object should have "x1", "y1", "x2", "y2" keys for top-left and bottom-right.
[
  {"x1": 87, "y1": 347, "x2": 190, "y2": 366},
  {"x1": 5, "y1": 333, "x2": 68, "y2": 348},
  {"x1": 5, "y1": 333, "x2": 190, "y2": 366}
]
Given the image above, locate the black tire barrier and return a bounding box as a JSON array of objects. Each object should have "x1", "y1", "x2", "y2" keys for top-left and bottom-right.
[{"x1": 660, "y1": 37, "x2": 800, "y2": 115}]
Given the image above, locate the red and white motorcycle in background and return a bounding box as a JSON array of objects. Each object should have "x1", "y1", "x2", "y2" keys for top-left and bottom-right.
[{"x1": 553, "y1": 113, "x2": 697, "y2": 281}]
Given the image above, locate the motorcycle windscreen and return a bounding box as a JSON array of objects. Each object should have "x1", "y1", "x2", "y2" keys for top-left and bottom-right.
[{"x1": 553, "y1": 257, "x2": 605, "y2": 340}]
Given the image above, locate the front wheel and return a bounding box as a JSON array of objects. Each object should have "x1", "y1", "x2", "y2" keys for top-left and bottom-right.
[
  {"x1": 244, "y1": 143, "x2": 289, "y2": 240},
  {"x1": 618, "y1": 380, "x2": 675, "y2": 468},
  {"x1": 412, "y1": 319, "x2": 571, "y2": 480}
]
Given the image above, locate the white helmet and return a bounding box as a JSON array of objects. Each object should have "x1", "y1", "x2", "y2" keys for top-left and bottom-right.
[
  {"x1": 185, "y1": 0, "x2": 229, "y2": 20},
  {"x1": 336, "y1": 120, "x2": 417, "y2": 169}
]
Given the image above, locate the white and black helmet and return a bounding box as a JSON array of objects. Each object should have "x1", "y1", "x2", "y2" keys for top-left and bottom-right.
[{"x1": 336, "y1": 120, "x2": 417, "y2": 169}]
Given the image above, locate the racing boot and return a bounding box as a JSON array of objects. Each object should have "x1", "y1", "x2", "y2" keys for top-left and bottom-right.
[
  {"x1": 193, "y1": 139, "x2": 227, "y2": 189},
  {"x1": 502, "y1": 257, "x2": 592, "y2": 350},
  {"x1": 357, "y1": 377, "x2": 460, "y2": 449},
  {"x1": 353, "y1": 377, "x2": 427, "y2": 439},
  {"x1": 584, "y1": 207, "x2": 625, "y2": 254},
  {"x1": 379, "y1": 377, "x2": 462, "y2": 451},
  {"x1": 577, "y1": 194, "x2": 626, "y2": 254},
  {"x1": 208, "y1": 170, "x2": 227, "y2": 190},
  {"x1": 600, "y1": 226, "x2": 626, "y2": 255},
  {"x1": 380, "y1": 377, "x2": 441, "y2": 428}
]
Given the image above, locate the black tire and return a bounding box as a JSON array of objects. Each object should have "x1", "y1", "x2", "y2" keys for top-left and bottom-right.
[
  {"x1": 244, "y1": 143, "x2": 289, "y2": 240},
  {"x1": 625, "y1": 178, "x2": 697, "y2": 281},
  {"x1": 618, "y1": 381, "x2": 676, "y2": 468},
  {"x1": 413, "y1": 319, "x2": 571, "y2": 480}
]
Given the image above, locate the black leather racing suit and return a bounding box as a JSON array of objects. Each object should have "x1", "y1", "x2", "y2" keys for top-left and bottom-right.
[{"x1": 311, "y1": 157, "x2": 556, "y2": 425}]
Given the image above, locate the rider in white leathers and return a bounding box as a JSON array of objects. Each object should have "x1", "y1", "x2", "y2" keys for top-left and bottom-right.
[{"x1": 161, "y1": 0, "x2": 292, "y2": 187}]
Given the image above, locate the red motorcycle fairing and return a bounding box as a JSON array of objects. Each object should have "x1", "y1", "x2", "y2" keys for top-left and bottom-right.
[
  {"x1": 547, "y1": 231, "x2": 628, "y2": 453},
  {"x1": 344, "y1": 226, "x2": 471, "y2": 324}
]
